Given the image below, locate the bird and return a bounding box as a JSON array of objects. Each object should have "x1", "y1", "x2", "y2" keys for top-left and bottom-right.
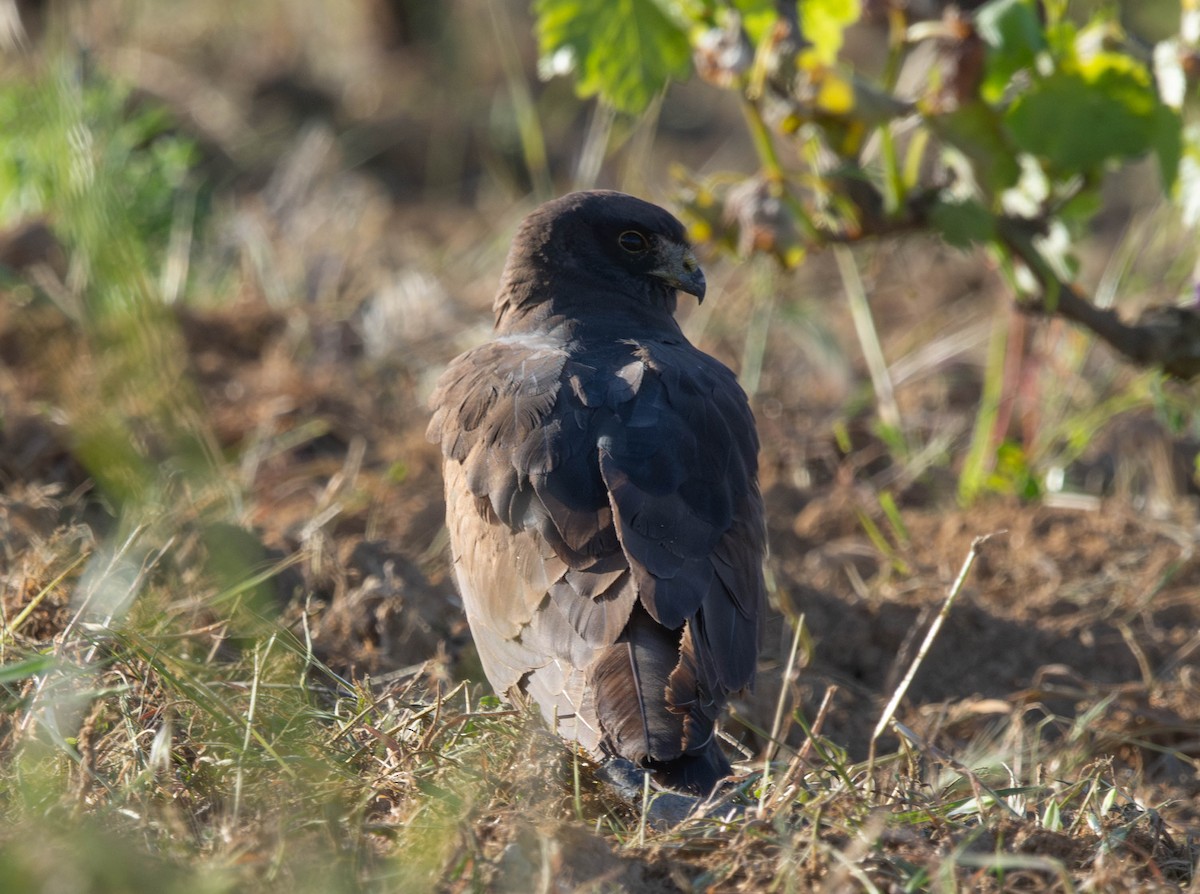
[{"x1": 427, "y1": 190, "x2": 765, "y2": 796}]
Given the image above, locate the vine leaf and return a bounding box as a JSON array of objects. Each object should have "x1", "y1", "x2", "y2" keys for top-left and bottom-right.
[
  {"x1": 1005, "y1": 54, "x2": 1180, "y2": 187},
  {"x1": 976, "y1": 0, "x2": 1046, "y2": 102},
  {"x1": 729, "y1": 0, "x2": 777, "y2": 45},
  {"x1": 929, "y1": 198, "x2": 995, "y2": 249},
  {"x1": 533, "y1": 0, "x2": 691, "y2": 115},
  {"x1": 800, "y1": 0, "x2": 862, "y2": 65},
  {"x1": 926, "y1": 101, "x2": 1022, "y2": 197}
]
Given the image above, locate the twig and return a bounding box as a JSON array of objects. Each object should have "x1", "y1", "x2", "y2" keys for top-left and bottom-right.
[
  {"x1": 997, "y1": 217, "x2": 1200, "y2": 380},
  {"x1": 799, "y1": 187, "x2": 1200, "y2": 381},
  {"x1": 763, "y1": 683, "x2": 839, "y2": 816},
  {"x1": 758, "y1": 612, "x2": 807, "y2": 815},
  {"x1": 3, "y1": 553, "x2": 89, "y2": 640},
  {"x1": 869, "y1": 533, "x2": 1000, "y2": 766}
]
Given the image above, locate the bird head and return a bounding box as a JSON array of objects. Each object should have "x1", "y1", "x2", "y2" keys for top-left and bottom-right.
[{"x1": 495, "y1": 191, "x2": 707, "y2": 332}]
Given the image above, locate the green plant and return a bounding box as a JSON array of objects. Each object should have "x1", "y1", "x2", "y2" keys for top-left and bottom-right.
[
  {"x1": 0, "y1": 71, "x2": 201, "y2": 298},
  {"x1": 0, "y1": 63, "x2": 219, "y2": 518},
  {"x1": 532, "y1": 0, "x2": 1200, "y2": 498}
]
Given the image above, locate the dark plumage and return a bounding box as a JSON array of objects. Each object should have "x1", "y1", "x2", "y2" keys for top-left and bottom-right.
[{"x1": 427, "y1": 190, "x2": 765, "y2": 795}]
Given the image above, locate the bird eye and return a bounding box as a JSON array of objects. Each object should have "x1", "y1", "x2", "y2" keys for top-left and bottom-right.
[{"x1": 618, "y1": 230, "x2": 649, "y2": 253}]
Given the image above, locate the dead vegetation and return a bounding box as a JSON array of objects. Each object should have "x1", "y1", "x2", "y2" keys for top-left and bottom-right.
[{"x1": 1, "y1": 1, "x2": 1199, "y2": 891}]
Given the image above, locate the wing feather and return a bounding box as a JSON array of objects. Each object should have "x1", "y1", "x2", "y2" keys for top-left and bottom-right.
[{"x1": 429, "y1": 325, "x2": 764, "y2": 781}]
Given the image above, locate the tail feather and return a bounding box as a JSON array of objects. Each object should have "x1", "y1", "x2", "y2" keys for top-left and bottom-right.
[
  {"x1": 589, "y1": 608, "x2": 734, "y2": 795},
  {"x1": 588, "y1": 607, "x2": 683, "y2": 763}
]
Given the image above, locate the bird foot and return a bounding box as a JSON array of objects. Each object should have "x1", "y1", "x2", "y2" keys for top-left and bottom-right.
[
  {"x1": 595, "y1": 758, "x2": 745, "y2": 830},
  {"x1": 596, "y1": 758, "x2": 696, "y2": 829}
]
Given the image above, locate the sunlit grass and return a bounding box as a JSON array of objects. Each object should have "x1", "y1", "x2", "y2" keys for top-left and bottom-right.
[{"x1": 1, "y1": 23, "x2": 1197, "y2": 894}]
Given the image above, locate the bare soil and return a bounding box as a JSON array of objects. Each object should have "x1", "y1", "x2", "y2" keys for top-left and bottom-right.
[
  {"x1": 2, "y1": 5, "x2": 1199, "y2": 886},
  {"x1": 4, "y1": 204, "x2": 1198, "y2": 840}
]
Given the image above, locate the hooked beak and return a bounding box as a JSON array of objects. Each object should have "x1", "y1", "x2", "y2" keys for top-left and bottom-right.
[{"x1": 649, "y1": 240, "x2": 706, "y2": 302}]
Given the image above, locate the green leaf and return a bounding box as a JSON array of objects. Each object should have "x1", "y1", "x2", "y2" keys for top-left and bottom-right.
[
  {"x1": 800, "y1": 0, "x2": 861, "y2": 65},
  {"x1": 987, "y1": 440, "x2": 1042, "y2": 500},
  {"x1": 730, "y1": 0, "x2": 777, "y2": 45},
  {"x1": 533, "y1": 0, "x2": 693, "y2": 115},
  {"x1": 929, "y1": 198, "x2": 996, "y2": 248},
  {"x1": 975, "y1": 0, "x2": 1046, "y2": 102},
  {"x1": 926, "y1": 101, "x2": 1022, "y2": 195},
  {"x1": 1057, "y1": 187, "x2": 1102, "y2": 226},
  {"x1": 1151, "y1": 102, "x2": 1182, "y2": 190},
  {"x1": 1042, "y1": 798, "x2": 1063, "y2": 832},
  {"x1": 1006, "y1": 55, "x2": 1163, "y2": 176},
  {"x1": 0, "y1": 654, "x2": 56, "y2": 684}
]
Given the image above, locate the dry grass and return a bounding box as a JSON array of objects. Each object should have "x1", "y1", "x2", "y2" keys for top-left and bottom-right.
[
  {"x1": 2, "y1": 2, "x2": 1200, "y2": 890},
  {"x1": 1, "y1": 519, "x2": 1194, "y2": 893}
]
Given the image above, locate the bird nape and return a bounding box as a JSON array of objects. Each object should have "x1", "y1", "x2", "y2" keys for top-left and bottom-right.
[{"x1": 427, "y1": 190, "x2": 766, "y2": 804}]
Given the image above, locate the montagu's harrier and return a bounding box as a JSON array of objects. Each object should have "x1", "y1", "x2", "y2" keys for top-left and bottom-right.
[{"x1": 428, "y1": 190, "x2": 765, "y2": 795}]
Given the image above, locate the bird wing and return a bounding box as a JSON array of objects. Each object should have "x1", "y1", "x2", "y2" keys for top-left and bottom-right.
[
  {"x1": 429, "y1": 335, "x2": 764, "y2": 761},
  {"x1": 428, "y1": 335, "x2": 634, "y2": 750},
  {"x1": 580, "y1": 341, "x2": 763, "y2": 702}
]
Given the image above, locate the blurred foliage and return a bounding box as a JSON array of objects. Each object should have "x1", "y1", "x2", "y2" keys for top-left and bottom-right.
[
  {"x1": 0, "y1": 6, "x2": 1196, "y2": 892},
  {"x1": 534, "y1": 0, "x2": 1185, "y2": 270},
  {"x1": 0, "y1": 72, "x2": 202, "y2": 291},
  {"x1": 533, "y1": 0, "x2": 693, "y2": 114},
  {"x1": 0, "y1": 63, "x2": 222, "y2": 517},
  {"x1": 533, "y1": 0, "x2": 1200, "y2": 501}
]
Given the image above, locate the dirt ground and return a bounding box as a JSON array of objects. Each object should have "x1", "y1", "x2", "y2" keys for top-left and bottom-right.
[
  {"x1": 1, "y1": 6, "x2": 1199, "y2": 887},
  {"x1": 4, "y1": 186, "x2": 1198, "y2": 836}
]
